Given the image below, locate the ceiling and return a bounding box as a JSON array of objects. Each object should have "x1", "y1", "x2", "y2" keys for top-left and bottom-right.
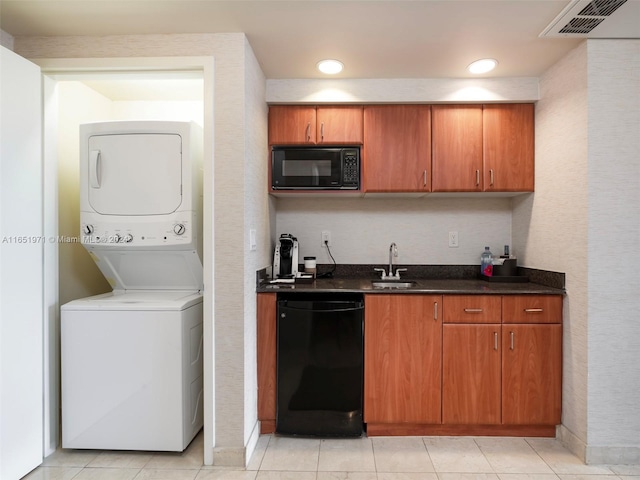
[{"x1": 1, "y1": 0, "x2": 639, "y2": 80}]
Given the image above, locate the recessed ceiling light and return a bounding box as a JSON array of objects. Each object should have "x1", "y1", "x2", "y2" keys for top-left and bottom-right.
[
  {"x1": 317, "y1": 59, "x2": 344, "y2": 75},
  {"x1": 467, "y1": 58, "x2": 498, "y2": 74}
]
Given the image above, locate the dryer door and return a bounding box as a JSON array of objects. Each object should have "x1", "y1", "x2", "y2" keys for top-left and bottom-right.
[{"x1": 87, "y1": 133, "x2": 182, "y2": 215}]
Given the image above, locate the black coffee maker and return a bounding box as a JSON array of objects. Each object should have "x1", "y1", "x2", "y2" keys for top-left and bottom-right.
[{"x1": 273, "y1": 234, "x2": 299, "y2": 278}]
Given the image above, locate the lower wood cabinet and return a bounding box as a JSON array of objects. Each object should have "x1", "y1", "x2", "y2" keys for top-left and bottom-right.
[
  {"x1": 442, "y1": 294, "x2": 562, "y2": 432},
  {"x1": 443, "y1": 323, "x2": 502, "y2": 424},
  {"x1": 502, "y1": 323, "x2": 562, "y2": 425},
  {"x1": 256, "y1": 293, "x2": 277, "y2": 433},
  {"x1": 364, "y1": 294, "x2": 442, "y2": 425},
  {"x1": 257, "y1": 291, "x2": 562, "y2": 437}
]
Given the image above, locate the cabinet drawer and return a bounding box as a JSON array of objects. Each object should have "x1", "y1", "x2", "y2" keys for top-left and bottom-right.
[
  {"x1": 502, "y1": 295, "x2": 562, "y2": 324},
  {"x1": 443, "y1": 295, "x2": 501, "y2": 323}
]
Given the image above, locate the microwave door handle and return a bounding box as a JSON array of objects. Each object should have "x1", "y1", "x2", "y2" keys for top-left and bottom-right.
[{"x1": 311, "y1": 163, "x2": 319, "y2": 186}]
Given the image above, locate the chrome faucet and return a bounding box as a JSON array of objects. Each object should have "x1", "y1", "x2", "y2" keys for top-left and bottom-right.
[
  {"x1": 374, "y1": 242, "x2": 407, "y2": 279},
  {"x1": 389, "y1": 242, "x2": 397, "y2": 277}
]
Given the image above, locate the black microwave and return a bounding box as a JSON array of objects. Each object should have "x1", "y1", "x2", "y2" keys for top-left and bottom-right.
[{"x1": 271, "y1": 147, "x2": 360, "y2": 190}]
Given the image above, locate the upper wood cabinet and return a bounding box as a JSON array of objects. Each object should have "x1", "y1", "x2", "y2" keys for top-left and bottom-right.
[
  {"x1": 268, "y1": 105, "x2": 363, "y2": 145},
  {"x1": 432, "y1": 105, "x2": 484, "y2": 192},
  {"x1": 363, "y1": 105, "x2": 431, "y2": 192},
  {"x1": 483, "y1": 104, "x2": 535, "y2": 192},
  {"x1": 364, "y1": 294, "x2": 442, "y2": 424},
  {"x1": 432, "y1": 104, "x2": 534, "y2": 192}
]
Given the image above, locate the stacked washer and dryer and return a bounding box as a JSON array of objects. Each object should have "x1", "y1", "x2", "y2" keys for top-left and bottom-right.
[{"x1": 61, "y1": 121, "x2": 204, "y2": 452}]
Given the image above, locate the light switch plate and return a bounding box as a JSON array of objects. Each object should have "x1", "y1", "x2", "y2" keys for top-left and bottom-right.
[
  {"x1": 448, "y1": 231, "x2": 459, "y2": 248},
  {"x1": 249, "y1": 229, "x2": 257, "y2": 251}
]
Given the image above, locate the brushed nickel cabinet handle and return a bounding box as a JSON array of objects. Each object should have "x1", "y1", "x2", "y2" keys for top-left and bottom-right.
[
  {"x1": 510, "y1": 331, "x2": 515, "y2": 350},
  {"x1": 494, "y1": 332, "x2": 499, "y2": 350},
  {"x1": 434, "y1": 302, "x2": 438, "y2": 321},
  {"x1": 464, "y1": 308, "x2": 483, "y2": 313},
  {"x1": 320, "y1": 122, "x2": 324, "y2": 141},
  {"x1": 490, "y1": 169, "x2": 495, "y2": 186},
  {"x1": 476, "y1": 169, "x2": 480, "y2": 186},
  {"x1": 423, "y1": 170, "x2": 427, "y2": 187},
  {"x1": 306, "y1": 122, "x2": 311, "y2": 142},
  {"x1": 524, "y1": 308, "x2": 544, "y2": 313}
]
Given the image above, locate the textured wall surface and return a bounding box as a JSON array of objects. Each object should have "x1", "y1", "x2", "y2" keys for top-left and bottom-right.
[
  {"x1": 242, "y1": 36, "x2": 269, "y2": 458},
  {"x1": 266, "y1": 78, "x2": 540, "y2": 104},
  {"x1": 586, "y1": 39, "x2": 640, "y2": 463},
  {"x1": 513, "y1": 42, "x2": 589, "y2": 450},
  {"x1": 513, "y1": 39, "x2": 640, "y2": 464},
  {"x1": 276, "y1": 197, "x2": 512, "y2": 267}
]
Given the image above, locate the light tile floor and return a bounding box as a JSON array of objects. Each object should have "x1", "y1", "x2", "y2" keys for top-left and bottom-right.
[{"x1": 23, "y1": 432, "x2": 640, "y2": 480}]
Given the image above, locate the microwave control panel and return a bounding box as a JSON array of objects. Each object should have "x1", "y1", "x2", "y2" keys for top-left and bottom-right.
[{"x1": 342, "y1": 150, "x2": 360, "y2": 186}]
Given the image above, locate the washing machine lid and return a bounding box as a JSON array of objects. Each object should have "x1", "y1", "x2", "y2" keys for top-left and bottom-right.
[
  {"x1": 61, "y1": 290, "x2": 203, "y2": 311},
  {"x1": 87, "y1": 132, "x2": 183, "y2": 216},
  {"x1": 87, "y1": 249, "x2": 203, "y2": 291}
]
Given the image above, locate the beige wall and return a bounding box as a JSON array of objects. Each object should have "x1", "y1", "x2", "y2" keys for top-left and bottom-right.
[
  {"x1": 513, "y1": 39, "x2": 640, "y2": 464},
  {"x1": 57, "y1": 82, "x2": 113, "y2": 305},
  {"x1": 585, "y1": 39, "x2": 640, "y2": 463},
  {"x1": 513, "y1": 41, "x2": 589, "y2": 454}
]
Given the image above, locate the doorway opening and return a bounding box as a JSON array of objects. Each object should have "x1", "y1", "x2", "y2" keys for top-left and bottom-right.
[{"x1": 38, "y1": 56, "x2": 215, "y2": 464}]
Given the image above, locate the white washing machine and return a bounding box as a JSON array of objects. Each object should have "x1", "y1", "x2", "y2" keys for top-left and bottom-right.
[
  {"x1": 61, "y1": 291, "x2": 203, "y2": 451},
  {"x1": 61, "y1": 121, "x2": 204, "y2": 451}
]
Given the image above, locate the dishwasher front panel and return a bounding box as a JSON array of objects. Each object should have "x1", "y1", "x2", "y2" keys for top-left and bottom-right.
[{"x1": 276, "y1": 294, "x2": 364, "y2": 437}]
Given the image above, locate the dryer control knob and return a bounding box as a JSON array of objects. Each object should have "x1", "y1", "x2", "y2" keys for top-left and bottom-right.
[
  {"x1": 174, "y1": 224, "x2": 186, "y2": 235},
  {"x1": 83, "y1": 224, "x2": 94, "y2": 235},
  {"x1": 124, "y1": 234, "x2": 133, "y2": 243}
]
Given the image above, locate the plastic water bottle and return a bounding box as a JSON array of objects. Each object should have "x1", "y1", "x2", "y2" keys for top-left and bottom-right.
[{"x1": 480, "y1": 246, "x2": 493, "y2": 276}]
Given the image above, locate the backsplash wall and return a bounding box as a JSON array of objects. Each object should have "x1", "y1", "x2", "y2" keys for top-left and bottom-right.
[{"x1": 275, "y1": 196, "x2": 513, "y2": 267}]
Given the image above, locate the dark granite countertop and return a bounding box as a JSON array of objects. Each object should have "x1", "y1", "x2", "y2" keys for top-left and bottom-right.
[
  {"x1": 257, "y1": 277, "x2": 564, "y2": 295},
  {"x1": 256, "y1": 265, "x2": 566, "y2": 295}
]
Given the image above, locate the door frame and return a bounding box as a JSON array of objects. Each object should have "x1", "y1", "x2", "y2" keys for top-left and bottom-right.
[{"x1": 34, "y1": 55, "x2": 216, "y2": 463}]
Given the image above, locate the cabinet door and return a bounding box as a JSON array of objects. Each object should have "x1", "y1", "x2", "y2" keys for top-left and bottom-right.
[
  {"x1": 268, "y1": 106, "x2": 316, "y2": 144},
  {"x1": 364, "y1": 294, "x2": 441, "y2": 424},
  {"x1": 316, "y1": 106, "x2": 363, "y2": 144},
  {"x1": 443, "y1": 324, "x2": 501, "y2": 424},
  {"x1": 502, "y1": 324, "x2": 562, "y2": 425},
  {"x1": 483, "y1": 104, "x2": 534, "y2": 192},
  {"x1": 363, "y1": 105, "x2": 431, "y2": 192},
  {"x1": 432, "y1": 105, "x2": 483, "y2": 192},
  {"x1": 257, "y1": 293, "x2": 277, "y2": 432}
]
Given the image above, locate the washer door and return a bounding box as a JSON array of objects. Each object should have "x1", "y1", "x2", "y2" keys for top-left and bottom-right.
[{"x1": 87, "y1": 133, "x2": 182, "y2": 215}]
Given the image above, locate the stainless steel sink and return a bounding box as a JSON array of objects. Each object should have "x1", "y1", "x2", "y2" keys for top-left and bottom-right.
[{"x1": 371, "y1": 281, "x2": 417, "y2": 289}]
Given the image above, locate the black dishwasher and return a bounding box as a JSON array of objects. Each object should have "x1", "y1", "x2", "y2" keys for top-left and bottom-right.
[{"x1": 276, "y1": 293, "x2": 364, "y2": 437}]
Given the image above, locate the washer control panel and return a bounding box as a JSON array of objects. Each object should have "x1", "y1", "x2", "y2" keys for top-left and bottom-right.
[{"x1": 81, "y1": 218, "x2": 196, "y2": 248}]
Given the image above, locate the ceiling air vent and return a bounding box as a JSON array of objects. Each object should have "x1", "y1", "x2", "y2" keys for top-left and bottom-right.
[{"x1": 540, "y1": 0, "x2": 632, "y2": 37}]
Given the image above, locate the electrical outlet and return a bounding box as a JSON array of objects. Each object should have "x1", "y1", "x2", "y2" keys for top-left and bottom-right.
[
  {"x1": 321, "y1": 230, "x2": 331, "y2": 247},
  {"x1": 448, "y1": 231, "x2": 459, "y2": 248}
]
